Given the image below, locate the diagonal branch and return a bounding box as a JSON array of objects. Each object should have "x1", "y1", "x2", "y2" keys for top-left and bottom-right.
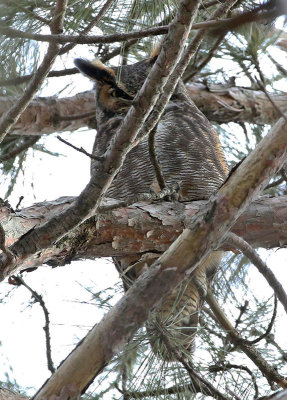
[
  {"x1": 30, "y1": 96, "x2": 287, "y2": 399},
  {"x1": 225, "y1": 233, "x2": 287, "y2": 315}
]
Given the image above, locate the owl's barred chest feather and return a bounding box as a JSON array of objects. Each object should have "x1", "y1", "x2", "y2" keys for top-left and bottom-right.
[{"x1": 105, "y1": 94, "x2": 227, "y2": 201}]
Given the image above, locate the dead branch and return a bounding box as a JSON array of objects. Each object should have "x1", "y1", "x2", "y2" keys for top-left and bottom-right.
[
  {"x1": 225, "y1": 233, "x2": 287, "y2": 315},
  {"x1": 11, "y1": 275, "x2": 55, "y2": 374},
  {"x1": 209, "y1": 363, "x2": 259, "y2": 398},
  {"x1": 205, "y1": 289, "x2": 287, "y2": 388},
  {"x1": 56, "y1": 136, "x2": 104, "y2": 161}
]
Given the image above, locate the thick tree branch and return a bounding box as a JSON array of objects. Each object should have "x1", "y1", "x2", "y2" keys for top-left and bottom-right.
[
  {"x1": 1, "y1": 85, "x2": 285, "y2": 138},
  {"x1": 0, "y1": 195, "x2": 286, "y2": 272}
]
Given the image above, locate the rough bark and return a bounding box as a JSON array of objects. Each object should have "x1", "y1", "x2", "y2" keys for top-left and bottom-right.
[
  {"x1": 0, "y1": 195, "x2": 286, "y2": 272},
  {"x1": 0, "y1": 388, "x2": 27, "y2": 400},
  {"x1": 0, "y1": 84, "x2": 285, "y2": 137},
  {"x1": 186, "y1": 83, "x2": 286, "y2": 125}
]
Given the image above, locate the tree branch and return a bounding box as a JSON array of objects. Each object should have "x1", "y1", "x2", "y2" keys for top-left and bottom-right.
[
  {"x1": 11, "y1": 275, "x2": 55, "y2": 374},
  {"x1": 209, "y1": 363, "x2": 259, "y2": 398},
  {"x1": 2, "y1": 84, "x2": 285, "y2": 138},
  {"x1": 225, "y1": 233, "x2": 287, "y2": 315},
  {"x1": 1, "y1": 2, "x2": 283, "y2": 46},
  {"x1": 205, "y1": 289, "x2": 287, "y2": 388},
  {"x1": 0, "y1": 195, "x2": 286, "y2": 272}
]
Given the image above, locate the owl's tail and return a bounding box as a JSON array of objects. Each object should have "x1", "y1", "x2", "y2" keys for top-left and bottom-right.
[{"x1": 114, "y1": 251, "x2": 222, "y2": 361}]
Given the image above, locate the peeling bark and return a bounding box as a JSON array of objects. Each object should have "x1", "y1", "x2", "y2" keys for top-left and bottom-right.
[
  {"x1": 0, "y1": 92, "x2": 96, "y2": 136},
  {"x1": 0, "y1": 194, "x2": 286, "y2": 272},
  {"x1": 186, "y1": 83, "x2": 286, "y2": 125}
]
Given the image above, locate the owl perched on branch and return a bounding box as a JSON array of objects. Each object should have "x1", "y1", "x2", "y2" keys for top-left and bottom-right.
[{"x1": 75, "y1": 47, "x2": 228, "y2": 361}]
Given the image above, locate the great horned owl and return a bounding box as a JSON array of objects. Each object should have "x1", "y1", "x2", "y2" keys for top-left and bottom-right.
[{"x1": 75, "y1": 50, "x2": 228, "y2": 360}]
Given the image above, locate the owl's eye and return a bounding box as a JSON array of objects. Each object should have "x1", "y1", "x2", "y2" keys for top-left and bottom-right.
[
  {"x1": 108, "y1": 87, "x2": 133, "y2": 101},
  {"x1": 108, "y1": 88, "x2": 118, "y2": 98}
]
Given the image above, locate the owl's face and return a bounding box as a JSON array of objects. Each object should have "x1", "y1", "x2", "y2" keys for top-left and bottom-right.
[{"x1": 74, "y1": 55, "x2": 157, "y2": 114}]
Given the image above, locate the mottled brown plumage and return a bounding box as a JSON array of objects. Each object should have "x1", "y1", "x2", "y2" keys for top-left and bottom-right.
[{"x1": 75, "y1": 51, "x2": 228, "y2": 360}]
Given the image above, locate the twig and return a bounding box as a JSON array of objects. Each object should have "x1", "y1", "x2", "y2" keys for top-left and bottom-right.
[
  {"x1": 0, "y1": 25, "x2": 169, "y2": 44},
  {"x1": 11, "y1": 275, "x2": 55, "y2": 373},
  {"x1": 56, "y1": 136, "x2": 104, "y2": 161},
  {"x1": 265, "y1": 177, "x2": 284, "y2": 190},
  {"x1": 225, "y1": 233, "x2": 287, "y2": 315},
  {"x1": 209, "y1": 363, "x2": 259, "y2": 398},
  {"x1": 15, "y1": 196, "x2": 24, "y2": 211},
  {"x1": 184, "y1": 32, "x2": 226, "y2": 82},
  {"x1": 59, "y1": 0, "x2": 115, "y2": 55},
  {"x1": 205, "y1": 289, "x2": 287, "y2": 388},
  {"x1": 234, "y1": 300, "x2": 249, "y2": 328},
  {"x1": 241, "y1": 296, "x2": 277, "y2": 346},
  {"x1": 0, "y1": 0, "x2": 68, "y2": 143}
]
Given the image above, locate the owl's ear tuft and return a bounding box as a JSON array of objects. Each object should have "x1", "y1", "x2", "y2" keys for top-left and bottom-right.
[{"x1": 74, "y1": 58, "x2": 116, "y2": 84}]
